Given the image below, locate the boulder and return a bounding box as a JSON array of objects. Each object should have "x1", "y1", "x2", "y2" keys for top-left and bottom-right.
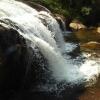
[
  {"x1": 69, "y1": 20, "x2": 86, "y2": 30},
  {"x1": 0, "y1": 25, "x2": 48, "y2": 99},
  {"x1": 18, "y1": 0, "x2": 51, "y2": 13},
  {"x1": 54, "y1": 14, "x2": 66, "y2": 31},
  {"x1": 97, "y1": 27, "x2": 100, "y2": 33},
  {"x1": 0, "y1": 25, "x2": 29, "y2": 91}
]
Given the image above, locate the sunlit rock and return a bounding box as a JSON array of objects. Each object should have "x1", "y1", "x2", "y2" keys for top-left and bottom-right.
[
  {"x1": 69, "y1": 20, "x2": 86, "y2": 30},
  {"x1": 97, "y1": 27, "x2": 100, "y2": 33},
  {"x1": 75, "y1": 29, "x2": 100, "y2": 43}
]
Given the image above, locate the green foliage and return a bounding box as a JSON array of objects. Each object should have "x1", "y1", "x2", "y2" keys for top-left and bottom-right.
[
  {"x1": 33, "y1": 0, "x2": 69, "y2": 16},
  {"x1": 33, "y1": 0, "x2": 100, "y2": 25}
]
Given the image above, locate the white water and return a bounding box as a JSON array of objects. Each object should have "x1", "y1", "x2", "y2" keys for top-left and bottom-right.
[{"x1": 0, "y1": 0, "x2": 100, "y2": 91}]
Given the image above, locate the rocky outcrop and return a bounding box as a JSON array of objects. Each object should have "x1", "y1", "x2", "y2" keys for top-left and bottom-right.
[
  {"x1": 28, "y1": 2, "x2": 51, "y2": 13},
  {"x1": 0, "y1": 25, "x2": 29, "y2": 98},
  {"x1": 54, "y1": 14, "x2": 66, "y2": 31},
  {"x1": 18, "y1": 0, "x2": 51, "y2": 13},
  {"x1": 0, "y1": 25, "x2": 48, "y2": 99}
]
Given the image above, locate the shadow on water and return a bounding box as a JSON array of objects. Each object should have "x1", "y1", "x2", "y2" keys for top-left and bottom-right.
[{"x1": 8, "y1": 82, "x2": 85, "y2": 100}]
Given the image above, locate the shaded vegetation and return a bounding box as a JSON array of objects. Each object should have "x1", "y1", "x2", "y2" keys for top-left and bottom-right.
[
  {"x1": 33, "y1": 0, "x2": 68, "y2": 16},
  {"x1": 32, "y1": 0, "x2": 100, "y2": 26}
]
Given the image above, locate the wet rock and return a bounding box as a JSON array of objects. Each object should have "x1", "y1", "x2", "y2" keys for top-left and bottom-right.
[
  {"x1": 54, "y1": 14, "x2": 66, "y2": 31},
  {"x1": 18, "y1": 0, "x2": 51, "y2": 13},
  {"x1": 75, "y1": 29, "x2": 100, "y2": 43},
  {"x1": 79, "y1": 71, "x2": 100, "y2": 100},
  {"x1": 69, "y1": 20, "x2": 86, "y2": 30},
  {"x1": 79, "y1": 87, "x2": 100, "y2": 100},
  {"x1": 0, "y1": 25, "x2": 85, "y2": 100},
  {"x1": 28, "y1": 2, "x2": 51, "y2": 13},
  {"x1": 81, "y1": 41, "x2": 100, "y2": 50},
  {"x1": 97, "y1": 27, "x2": 100, "y2": 33},
  {"x1": 0, "y1": 25, "x2": 49, "y2": 99},
  {"x1": 0, "y1": 25, "x2": 29, "y2": 98},
  {"x1": 0, "y1": 25, "x2": 31, "y2": 85}
]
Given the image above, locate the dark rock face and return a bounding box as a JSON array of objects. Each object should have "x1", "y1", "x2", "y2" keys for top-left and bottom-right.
[
  {"x1": 0, "y1": 25, "x2": 49, "y2": 99},
  {"x1": 0, "y1": 25, "x2": 27, "y2": 88},
  {"x1": 18, "y1": 0, "x2": 51, "y2": 13},
  {"x1": 0, "y1": 25, "x2": 30, "y2": 98}
]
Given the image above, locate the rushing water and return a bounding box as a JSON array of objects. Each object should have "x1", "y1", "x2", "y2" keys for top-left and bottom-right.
[{"x1": 0, "y1": 0, "x2": 100, "y2": 95}]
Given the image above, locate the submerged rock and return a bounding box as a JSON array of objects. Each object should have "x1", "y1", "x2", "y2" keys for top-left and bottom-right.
[
  {"x1": 81, "y1": 41, "x2": 100, "y2": 50},
  {"x1": 0, "y1": 25, "x2": 85, "y2": 100}
]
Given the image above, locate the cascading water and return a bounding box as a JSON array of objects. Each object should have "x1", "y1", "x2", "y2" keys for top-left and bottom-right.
[{"x1": 0, "y1": 0, "x2": 100, "y2": 94}]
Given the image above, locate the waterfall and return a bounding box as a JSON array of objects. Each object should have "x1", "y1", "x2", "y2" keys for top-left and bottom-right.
[
  {"x1": 0, "y1": 0, "x2": 82, "y2": 83},
  {"x1": 0, "y1": 0, "x2": 100, "y2": 92}
]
